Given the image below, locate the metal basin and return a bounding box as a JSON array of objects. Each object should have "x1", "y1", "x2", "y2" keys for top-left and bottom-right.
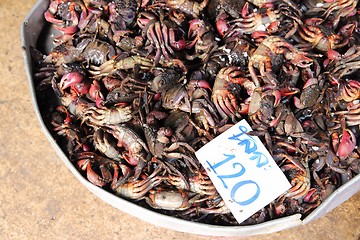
[{"x1": 21, "y1": 0, "x2": 360, "y2": 236}]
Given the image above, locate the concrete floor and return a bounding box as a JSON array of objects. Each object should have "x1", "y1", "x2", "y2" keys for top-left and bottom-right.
[{"x1": 1, "y1": 0, "x2": 359, "y2": 239}]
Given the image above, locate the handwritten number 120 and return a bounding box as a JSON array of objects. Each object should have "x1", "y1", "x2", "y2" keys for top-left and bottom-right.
[{"x1": 206, "y1": 154, "x2": 260, "y2": 206}]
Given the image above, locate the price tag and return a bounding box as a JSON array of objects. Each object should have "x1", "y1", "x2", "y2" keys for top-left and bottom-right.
[{"x1": 195, "y1": 119, "x2": 291, "y2": 224}]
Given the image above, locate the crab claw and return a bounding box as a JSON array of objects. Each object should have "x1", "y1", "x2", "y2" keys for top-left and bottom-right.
[
  {"x1": 303, "y1": 188, "x2": 318, "y2": 203},
  {"x1": 327, "y1": 49, "x2": 341, "y2": 61},
  {"x1": 60, "y1": 72, "x2": 84, "y2": 90},
  {"x1": 273, "y1": 90, "x2": 281, "y2": 106},
  {"x1": 188, "y1": 79, "x2": 211, "y2": 90},
  {"x1": 241, "y1": 2, "x2": 250, "y2": 18},
  {"x1": 89, "y1": 80, "x2": 104, "y2": 108},
  {"x1": 279, "y1": 87, "x2": 300, "y2": 96},
  {"x1": 60, "y1": 71, "x2": 90, "y2": 95},
  {"x1": 216, "y1": 12, "x2": 229, "y2": 37},
  {"x1": 44, "y1": 11, "x2": 63, "y2": 24},
  {"x1": 251, "y1": 31, "x2": 268, "y2": 43},
  {"x1": 87, "y1": 163, "x2": 108, "y2": 187},
  {"x1": 288, "y1": 52, "x2": 313, "y2": 68},
  {"x1": 261, "y1": 85, "x2": 281, "y2": 106},
  {"x1": 73, "y1": 81, "x2": 91, "y2": 95},
  {"x1": 323, "y1": 58, "x2": 330, "y2": 68},
  {"x1": 348, "y1": 80, "x2": 360, "y2": 88},
  {"x1": 82, "y1": 143, "x2": 91, "y2": 152},
  {"x1": 268, "y1": 113, "x2": 282, "y2": 127},
  {"x1": 293, "y1": 96, "x2": 302, "y2": 109},
  {"x1": 337, "y1": 128, "x2": 356, "y2": 158},
  {"x1": 187, "y1": 19, "x2": 204, "y2": 48},
  {"x1": 303, "y1": 77, "x2": 318, "y2": 89},
  {"x1": 77, "y1": 159, "x2": 89, "y2": 171},
  {"x1": 267, "y1": 21, "x2": 280, "y2": 33},
  {"x1": 188, "y1": 19, "x2": 202, "y2": 37},
  {"x1": 169, "y1": 28, "x2": 186, "y2": 50},
  {"x1": 123, "y1": 152, "x2": 139, "y2": 166},
  {"x1": 263, "y1": 88, "x2": 281, "y2": 107},
  {"x1": 216, "y1": 18, "x2": 229, "y2": 37}
]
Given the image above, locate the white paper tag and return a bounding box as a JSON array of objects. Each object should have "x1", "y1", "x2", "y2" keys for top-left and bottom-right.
[{"x1": 195, "y1": 119, "x2": 291, "y2": 224}]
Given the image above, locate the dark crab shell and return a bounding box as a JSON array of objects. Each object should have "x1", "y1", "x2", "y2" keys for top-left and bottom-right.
[{"x1": 21, "y1": 0, "x2": 360, "y2": 237}]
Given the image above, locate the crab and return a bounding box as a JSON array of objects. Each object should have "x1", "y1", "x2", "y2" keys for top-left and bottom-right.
[
  {"x1": 211, "y1": 66, "x2": 255, "y2": 121},
  {"x1": 248, "y1": 36, "x2": 313, "y2": 87}
]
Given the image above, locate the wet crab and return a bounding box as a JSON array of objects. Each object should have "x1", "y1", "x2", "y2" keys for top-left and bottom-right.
[
  {"x1": 298, "y1": 19, "x2": 354, "y2": 53},
  {"x1": 137, "y1": 11, "x2": 186, "y2": 64},
  {"x1": 211, "y1": 66, "x2": 255, "y2": 121},
  {"x1": 248, "y1": 36, "x2": 313, "y2": 87},
  {"x1": 44, "y1": 0, "x2": 88, "y2": 42}
]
